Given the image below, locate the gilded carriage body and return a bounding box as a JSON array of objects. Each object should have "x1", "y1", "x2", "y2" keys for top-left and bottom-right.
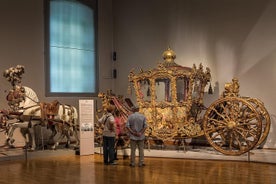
[
  {"x1": 128, "y1": 48, "x2": 211, "y2": 141},
  {"x1": 127, "y1": 48, "x2": 270, "y2": 155}
]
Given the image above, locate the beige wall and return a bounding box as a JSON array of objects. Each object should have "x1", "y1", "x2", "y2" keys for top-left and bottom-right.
[
  {"x1": 113, "y1": 0, "x2": 276, "y2": 148},
  {"x1": 0, "y1": 0, "x2": 115, "y2": 108},
  {"x1": 0, "y1": 0, "x2": 114, "y2": 146},
  {"x1": 0, "y1": 0, "x2": 275, "y2": 148}
]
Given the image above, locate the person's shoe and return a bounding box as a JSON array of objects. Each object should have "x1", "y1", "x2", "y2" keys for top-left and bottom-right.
[
  {"x1": 104, "y1": 162, "x2": 109, "y2": 165},
  {"x1": 139, "y1": 163, "x2": 146, "y2": 167},
  {"x1": 109, "y1": 162, "x2": 118, "y2": 165},
  {"x1": 129, "y1": 163, "x2": 135, "y2": 167}
]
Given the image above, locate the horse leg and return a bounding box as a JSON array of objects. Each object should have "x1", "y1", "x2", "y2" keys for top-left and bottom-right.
[
  {"x1": 65, "y1": 130, "x2": 71, "y2": 148},
  {"x1": 19, "y1": 121, "x2": 37, "y2": 151},
  {"x1": 6, "y1": 124, "x2": 18, "y2": 148},
  {"x1": 64, "y1": 125, "x2": 79, "y2": 149},
  {"x1": 61, "y1": 126, "x2": 71, "y2": 149},
  {"x1": 20, "y1": 128, "x2": 30, "y2": 149},
  {"x1": 70, "y1": 118, "x2": 79, "y2": 149},
  {"x1": 52, "y1": 131, "x2": 65, "y2": 150},
  {"x1": 50, "y1": 123, "x2": 67, "y2": 150},
  {"x1": 28, "y1": 126, "x2": 36, "y2": 151},
  {"x1": 48, "y1": 124, "x2": 57, "y2": 149},
  {"x1": 72, "y1": 126, "x2": 80, "y2": 149}
]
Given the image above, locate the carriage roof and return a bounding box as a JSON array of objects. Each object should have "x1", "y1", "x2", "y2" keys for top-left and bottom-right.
[
  {"x1": 128, "y1": 48, "x2": 194, "y2": 81},
  {"x1": 128, "y1": 48, "x2": 211, "y2": 108}
]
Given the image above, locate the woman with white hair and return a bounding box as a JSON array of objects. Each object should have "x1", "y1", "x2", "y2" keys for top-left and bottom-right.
[{"x1": 98, "y1": 105, "x2": 117, "y2": 165}]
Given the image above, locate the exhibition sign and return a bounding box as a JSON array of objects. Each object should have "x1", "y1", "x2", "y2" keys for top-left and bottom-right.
[{"x1": 79, "y1": 99, "x2": 94, "y2": 155}]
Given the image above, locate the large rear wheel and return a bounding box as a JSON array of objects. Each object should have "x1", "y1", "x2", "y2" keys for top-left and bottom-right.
[
  {"x1": 244, "y1": 97, "x2": 271, "y2": 148},
  {"x1": 203, "y1": 97, "x2": 262, "y2": 155}
]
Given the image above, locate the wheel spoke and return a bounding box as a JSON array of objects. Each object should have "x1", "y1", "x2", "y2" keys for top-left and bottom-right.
[
  {"x1": 210, "y1": 106, "x2": 229, "y2": 122},
  {"x1": 207, "y1": 117, "x2": 227, "y2": 126},
  {"x1": 232, "y1": 131, "x2": 242, "y2": 149}
]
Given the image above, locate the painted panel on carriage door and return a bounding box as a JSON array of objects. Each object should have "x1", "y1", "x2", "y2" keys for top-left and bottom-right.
[{"x1": 79, "y1": 99, "x2": 94, "y2": 155}]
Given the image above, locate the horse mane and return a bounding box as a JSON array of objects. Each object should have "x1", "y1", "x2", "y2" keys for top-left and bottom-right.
[{"x1": 22, "y1": 86, "x2": 39, "y2": 107}]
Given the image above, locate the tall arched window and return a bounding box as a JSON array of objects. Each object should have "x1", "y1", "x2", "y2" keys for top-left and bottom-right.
[{"x1": 45, "y1": 0, "x2": 98, "y2": 96}]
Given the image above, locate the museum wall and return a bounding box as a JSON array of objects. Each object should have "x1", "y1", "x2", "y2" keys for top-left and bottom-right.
[
  {"x1": 0, "y1": 0, "x2": 275, "y2": 149},
  {"x1": 0, "y1": 0, "x2": 114, "y2": 108},
  {"x1": 112, "y1": 0, "x2": 276, "y2": 148},
  {"x1": 0, "y1": 0, "x2": 114, "y2": 146}
]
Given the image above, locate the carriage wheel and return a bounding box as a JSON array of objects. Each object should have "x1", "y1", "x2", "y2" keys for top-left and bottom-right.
[
  {"x1": 203, "y1": 97, "x2": 262, "y2": 156},
  {"x1": 244, "y1": 97, "x2": 271, "y2": 147}
]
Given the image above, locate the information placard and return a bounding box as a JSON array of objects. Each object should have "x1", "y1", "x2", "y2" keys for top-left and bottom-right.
[{"x1": 79, "y1": 99, "x2": 94, "y2": 155}]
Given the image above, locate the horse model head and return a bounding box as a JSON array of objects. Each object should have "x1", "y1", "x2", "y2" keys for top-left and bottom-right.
[{"x1": 6, "y1": 85, "x2": 39, "y2": 112}]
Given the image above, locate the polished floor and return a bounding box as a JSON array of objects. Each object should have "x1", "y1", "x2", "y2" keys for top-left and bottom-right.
[{"x1": 0, "y1": 149, "x2": 276, "y2": 184}]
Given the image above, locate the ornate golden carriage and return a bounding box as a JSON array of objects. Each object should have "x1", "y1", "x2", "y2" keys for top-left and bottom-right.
[
  {"x1": 98, "y1": 48, "x2": 270, "y2": 156},
  {"x1": 128, "y1": 48, "x2": 271, "y2": 155}
]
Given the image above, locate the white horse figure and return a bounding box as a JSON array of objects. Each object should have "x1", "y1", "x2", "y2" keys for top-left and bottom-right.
[
  {"x1": 5, "y1": 85, "x2": 79, "y2": 150},
  {"x1": 5, "y1": 86, "x2": 41, "y2": 150}
]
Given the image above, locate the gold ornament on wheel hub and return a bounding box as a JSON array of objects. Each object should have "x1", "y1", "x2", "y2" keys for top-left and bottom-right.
[{"x1": 227, "y1": 120, "x2": 236, "y2": 129}]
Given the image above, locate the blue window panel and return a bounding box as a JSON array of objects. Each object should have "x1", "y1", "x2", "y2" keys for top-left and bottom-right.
[{"x1": 49, "y1": 0, "x2": 96, "y2": 93}]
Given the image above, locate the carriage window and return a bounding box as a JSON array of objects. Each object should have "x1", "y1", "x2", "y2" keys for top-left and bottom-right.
[
  {"x1": 155, "y1": 78, "x2": 171, "y2": 102},
  {"x1": 45, "y1": 0, "x2": 98, "y2": 96},
  {"x1": 192, "y1": 78, "x2": 201, "y2": 100},
  {"x1": 138, "y1": 79, "x2": 151, "y2": 102},
  {"x1": 176, "y1": 78, "x2": 188, "y2": 102}
]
